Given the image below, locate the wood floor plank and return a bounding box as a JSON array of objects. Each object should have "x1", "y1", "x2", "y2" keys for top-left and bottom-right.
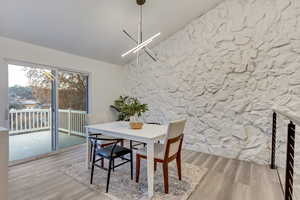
[
  {"x1": 9, "y1": 144, "x2": 282, "y2": 200},
  {"x1": 234, "y1": 160, "x2": 251, "y2": 185}
]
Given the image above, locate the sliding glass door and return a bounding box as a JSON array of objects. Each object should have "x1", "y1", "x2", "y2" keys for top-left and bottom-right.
[{"x1": 8, "y1": 62, "x2": 89, "y2": 161}]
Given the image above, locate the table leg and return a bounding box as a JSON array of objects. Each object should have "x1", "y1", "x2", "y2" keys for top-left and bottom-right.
[
  {"x1": 146, "y1": 140, "x2": 154, "y2": 198},
  {"x1": 85, "y1": 127, "x2": 91, "y2": 169}
]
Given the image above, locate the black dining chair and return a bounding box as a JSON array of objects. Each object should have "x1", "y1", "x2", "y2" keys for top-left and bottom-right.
[
  {"x1": 88, "y1": 133, "x2": 124, "y2": 166},
  {"x1": 89, "y1": 136, "x2": 133, "y2": 193}
]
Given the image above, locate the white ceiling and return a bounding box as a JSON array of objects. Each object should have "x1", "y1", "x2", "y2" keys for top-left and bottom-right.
[{"x1": 0, "y1": 0, "x2": 223, "y2": 65}]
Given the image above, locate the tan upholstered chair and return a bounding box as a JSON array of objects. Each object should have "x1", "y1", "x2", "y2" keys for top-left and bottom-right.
[{"x1": 135, "y1": 119, "x2": 186, "y2": 194}]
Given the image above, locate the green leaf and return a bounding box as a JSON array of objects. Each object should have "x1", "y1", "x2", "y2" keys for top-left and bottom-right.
[{"x1": 111, "y1": 96, "x2": 148, "y2": 120}]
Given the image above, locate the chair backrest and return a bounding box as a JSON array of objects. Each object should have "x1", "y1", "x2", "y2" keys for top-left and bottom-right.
[
  {"x1": 89, "y1": 136, "x2": 123, "y2": 156},
  {"x1": 163, "y1": 119, "x2": 186, "y2": 159},
  {"x1": 86, "y1": 114, "x2": 114, "y2": 146}
]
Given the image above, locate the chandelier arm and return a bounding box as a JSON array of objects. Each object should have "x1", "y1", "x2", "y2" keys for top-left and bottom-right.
[
  {"x1": 122, "y1": 30, "x2": 158, "y2": 61},
  {"x1": 144, "y1": 49, "x2": 158, "y2": 61}
]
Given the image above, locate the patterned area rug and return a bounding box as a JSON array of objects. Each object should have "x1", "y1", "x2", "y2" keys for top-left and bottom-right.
[{"x1": 60, "y1": 160, "x2": 207, "y2": 200}]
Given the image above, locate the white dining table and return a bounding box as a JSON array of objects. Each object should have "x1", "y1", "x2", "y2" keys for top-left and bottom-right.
[{"x1": 85, "y1": 121, "x2": 168, "y2": 198}]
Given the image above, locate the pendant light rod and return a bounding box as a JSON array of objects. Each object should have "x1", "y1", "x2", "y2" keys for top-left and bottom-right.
[
  {"x1": 121, "y1": 0, "x2": 160, "y2": 62},
  {"x1": 136, "y1": 4, "x2": 142, "y2": 65}
]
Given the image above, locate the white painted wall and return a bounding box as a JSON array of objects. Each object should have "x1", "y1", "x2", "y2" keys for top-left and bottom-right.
[
  {"x1": 0, "y1": 36, "x2": 125, "y2": 127},
  {"x1": 0, "y1": 128, "x2": 8, "y2": 200},
  {"x1": 126, "y1": 0, "x2": 300, "y2": 165}
]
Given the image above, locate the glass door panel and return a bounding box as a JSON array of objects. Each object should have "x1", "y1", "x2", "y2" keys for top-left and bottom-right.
[
  {"x1": 57, "y1": 71, "x2": 88, "y2": 149},
  {"x1": 8, "y1": 64, "x2": 53, "y2": 161}
]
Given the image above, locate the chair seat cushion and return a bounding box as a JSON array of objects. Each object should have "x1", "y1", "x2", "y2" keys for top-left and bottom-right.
[
  {"x1": 96, "y1": 145, "x2": 131, "y2": 158},
  {"x1": 136, "y1": 143, "x2": 165, "y2": 159}
]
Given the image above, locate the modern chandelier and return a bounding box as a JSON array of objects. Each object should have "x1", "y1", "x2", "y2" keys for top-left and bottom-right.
[{"x1": 121, "y1": 0, "x2": 160, "y2": 63}]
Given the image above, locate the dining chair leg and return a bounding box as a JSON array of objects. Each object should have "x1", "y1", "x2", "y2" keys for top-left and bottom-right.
[
  {"x1": 130, "y1": 140, "x2": 133, "y2": 150},
  {"x1": 154, "y1": 161, "x2": 157, "y2": 171},
  {"x1": 112, "y1": 159, "x2": 115, "y2": 172},
  {"x1": 89, "y1": 143, "x2": 93, "y2": 162},
  {"x1": 106, "y1": 159, "x2": 113, "y2": 193},
  {"x1": 136, "y1": 154, "x2": 141, "y2": 183},
  {"x1": 163, "y1": 163, "x2": 169, "y2": 194},
  {"x1": 90, "y1": 147, "x2": 97, "y2": 184},
  {"x1": 176, "y1": 153, "x2": 182, "y2": 181},
  {"x1": 130, "y1": 151, "x2": 133, "y2": 180},
  {"x1": 101, "y1": 158, "x2": 104, "y2": 168}
]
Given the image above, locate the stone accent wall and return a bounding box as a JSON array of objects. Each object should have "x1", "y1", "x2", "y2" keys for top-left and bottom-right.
[{"x1": 125, "y1": 0, "x2": 300, "y2": 164}]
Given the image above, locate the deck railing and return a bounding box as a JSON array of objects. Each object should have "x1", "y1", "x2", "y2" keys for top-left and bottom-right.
[
  {"x1": 58, "y1": 109, "x2": 86, "y2": 137},
  {"x1": 271, "y1": 106, "x2": 300, "y2": 200},
  {"x1": 9, "y1": 109, "x2": 86, "y2": 137}
]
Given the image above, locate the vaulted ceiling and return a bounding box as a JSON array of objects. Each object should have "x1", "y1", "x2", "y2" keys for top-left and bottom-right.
[{"x1": 0, "y1": 0, "x2": 223, "y2": 65}]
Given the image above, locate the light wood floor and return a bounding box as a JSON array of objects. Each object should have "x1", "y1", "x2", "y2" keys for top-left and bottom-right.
[{"x1": 8, "y1": 144, "x2": 283, "y2": 200}]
